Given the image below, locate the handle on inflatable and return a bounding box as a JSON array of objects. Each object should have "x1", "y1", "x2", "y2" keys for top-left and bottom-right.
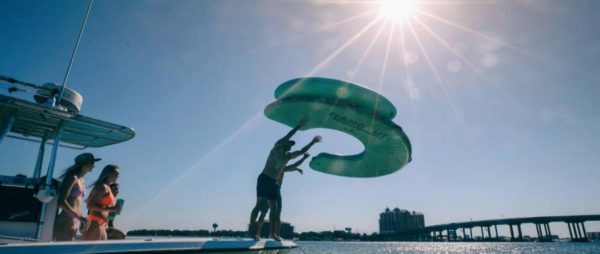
[{"x1": 265, "y1": 77, "x2": 412, "y2": 178}]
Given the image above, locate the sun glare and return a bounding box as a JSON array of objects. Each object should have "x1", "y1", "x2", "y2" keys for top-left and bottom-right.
[{"x1": 379, "y1": 0, "x2": 418, "y2": 22}]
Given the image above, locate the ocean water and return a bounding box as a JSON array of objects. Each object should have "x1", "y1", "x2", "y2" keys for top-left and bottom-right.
[{"x1": 291, "y1": 241, "x2": 600, "y2": 254}]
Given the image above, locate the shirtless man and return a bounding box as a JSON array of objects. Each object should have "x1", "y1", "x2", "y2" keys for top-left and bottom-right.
[
  {"x1": 255, "y1": 153, "x2": 310, "y2": 239},
  {"x1": 249, "y1": 120, "x2": 321, "y2": 240}
]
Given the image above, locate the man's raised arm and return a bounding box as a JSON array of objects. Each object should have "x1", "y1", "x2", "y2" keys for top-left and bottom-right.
[
  {"x1": 285, "y1": 153, "x2": 310, "y2": 170},
  {"x1": 281, "y1": 118, "x2": 307, "y2": 141},
  {"x1": 289, "y1": 135, "x2": 322, "y2": 159},
  {"x1": 284, "y1": 153, "x2": 310, "y2": 174}
]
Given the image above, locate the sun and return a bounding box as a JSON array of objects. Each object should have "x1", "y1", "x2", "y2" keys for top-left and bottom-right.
[{"x1": 378, "y1": 0, "x2": 418, "y2": 22}]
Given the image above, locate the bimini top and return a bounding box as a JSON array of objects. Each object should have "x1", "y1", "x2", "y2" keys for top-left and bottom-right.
[{"x1": 0, "y1": 94, "x2": 135, "y2": 148}]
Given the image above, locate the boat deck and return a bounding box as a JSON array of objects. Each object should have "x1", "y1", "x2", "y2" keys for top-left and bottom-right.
[{"x1": 0, "y1": 237, "x2": 297, "y2": 254}]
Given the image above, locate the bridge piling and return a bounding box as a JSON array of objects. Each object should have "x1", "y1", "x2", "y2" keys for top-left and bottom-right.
[
  {"x1": 509, "y1": 225, "x2": 515, "y2": 241},
  {"x1": 567, "y1": 222, "x2": 573, "y2": 239},
  {"x1": 572, "y1": 222, "x2": 589, "y2": 242},
  {"x1": 494, "y1": 225, "x2": 499, "y2": 240},
  {"x1": 570, "y1": 222, "x2": 580, "y2": 241},
  {"x1": 536, "y1": 223, "x2": 552, "y2": 241},
  {"x1": 480, "y1": 226, "x2": 484, "y2": 241},
  {"x1": 469, "y1": 227, "x2": 473, "y2": 241}
]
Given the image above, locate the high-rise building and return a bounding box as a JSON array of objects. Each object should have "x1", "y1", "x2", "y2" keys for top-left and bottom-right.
[{"x1": 379, "y1": 207, "x2": 425, "y2": 234}]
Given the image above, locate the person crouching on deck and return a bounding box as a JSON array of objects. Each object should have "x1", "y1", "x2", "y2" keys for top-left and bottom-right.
[{"x1": 106, "y1": 182, "x2": 126, "y2": 240}]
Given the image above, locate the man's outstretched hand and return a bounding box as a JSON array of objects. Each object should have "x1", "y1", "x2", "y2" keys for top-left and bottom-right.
[
  {"x1": 298, "y1": 117, "x2": 308, "y2": 127},
  {"x1": 313, "y1": 135, "x2": 322, "y2": 143}
]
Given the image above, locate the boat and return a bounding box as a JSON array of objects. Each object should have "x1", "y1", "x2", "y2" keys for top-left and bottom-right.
[
  {"x1": 0, "y1": 0, "x2": 297, "y2": 251},
  {"x1": 0, "y1": 80, "x2": 297, "y2": 253}
]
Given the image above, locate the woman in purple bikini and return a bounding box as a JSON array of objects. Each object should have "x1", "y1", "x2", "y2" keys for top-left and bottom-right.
[{"x1": 52, "y1": 153, "x2": 100, "y2": 241}]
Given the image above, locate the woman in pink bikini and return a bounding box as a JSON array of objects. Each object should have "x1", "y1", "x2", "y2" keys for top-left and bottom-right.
[
  {"x1": 83, "y1": 164, "x2": 122, "y2": 240},
  {"x1": 53, "y1": 153, "x2": 100, "y2": 241}
]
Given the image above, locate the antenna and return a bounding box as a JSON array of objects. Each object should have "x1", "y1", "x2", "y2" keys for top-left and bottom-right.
[{"x1": 56, "y1": 0, "x2": 94, "y2": 104}]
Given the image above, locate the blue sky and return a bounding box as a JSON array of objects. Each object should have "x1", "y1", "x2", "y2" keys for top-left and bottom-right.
[{"x1": 1, "y1": 0, "x2": 600, "y2": 237}]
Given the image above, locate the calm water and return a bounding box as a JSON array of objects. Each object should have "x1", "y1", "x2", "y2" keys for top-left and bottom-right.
[{"x1": 291, "y1": 241, "x2": 600, "y2": 254}]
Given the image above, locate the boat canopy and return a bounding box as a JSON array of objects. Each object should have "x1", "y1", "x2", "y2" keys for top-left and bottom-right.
[{"x1": 0, "y1": 94, "x2": 135, "y2": 149}]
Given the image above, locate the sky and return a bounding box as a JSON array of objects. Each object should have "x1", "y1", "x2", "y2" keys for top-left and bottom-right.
[{"x1": 1, "y1": 0, "x2": 600, "y2": 238}]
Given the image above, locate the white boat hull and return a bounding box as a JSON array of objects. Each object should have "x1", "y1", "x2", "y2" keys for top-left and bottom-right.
[{"x1": 0, "y1": 237, "x2": 297, "y2": 254}]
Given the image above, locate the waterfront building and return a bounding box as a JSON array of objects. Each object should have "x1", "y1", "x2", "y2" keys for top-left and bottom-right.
[{"x1": 379, "y1": 207, "x2": 425, "y2": 234}]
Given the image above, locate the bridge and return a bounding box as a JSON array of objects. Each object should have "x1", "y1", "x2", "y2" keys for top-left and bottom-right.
[{"x1": 409, "y1": 215, "x2": 600, "y2": 242}]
